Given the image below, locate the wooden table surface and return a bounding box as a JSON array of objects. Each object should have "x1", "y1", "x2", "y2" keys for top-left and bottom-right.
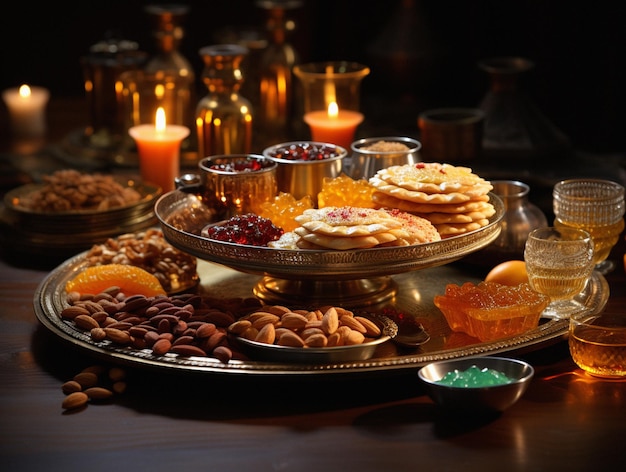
[{"x1": 1, "y1": 97, "x2": 626, "y2": 471}]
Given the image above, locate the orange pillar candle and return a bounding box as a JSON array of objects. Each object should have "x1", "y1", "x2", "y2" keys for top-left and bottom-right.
[
  {"x1": 303, "y1": 101, "x2": 364, "y2": 150},
  {"x1": 128, "y1": 107, "x2": 190, "y2": 193}
]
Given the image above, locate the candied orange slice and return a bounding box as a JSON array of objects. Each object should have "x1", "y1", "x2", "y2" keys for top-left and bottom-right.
[
  {"x1": 434, "y1": 281, "x2": 550, "y2": 342},
  {"x1": 65, "y1": 264, "x2": 166, "y2": 297}
]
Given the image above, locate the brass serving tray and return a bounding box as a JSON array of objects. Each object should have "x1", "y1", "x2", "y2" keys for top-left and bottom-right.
[{"x1": 34, "y1": 255, "x2": 609, "y2": 377}]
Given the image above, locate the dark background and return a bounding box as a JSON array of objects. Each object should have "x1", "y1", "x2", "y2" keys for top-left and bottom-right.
[{"x1": 1, "y1": 0, "x2": 624, "y2": 154}]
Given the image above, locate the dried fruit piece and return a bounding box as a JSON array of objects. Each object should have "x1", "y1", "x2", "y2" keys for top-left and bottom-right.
[{"x1": 65, "y1": 264, "x2": 166, "y2": 297}]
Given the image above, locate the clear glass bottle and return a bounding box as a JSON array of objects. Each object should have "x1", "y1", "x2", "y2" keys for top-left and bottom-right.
[
  {"x1": 255, "y1": 0, "x2": 302, "y2": 145},
  {"x1": 196, "y1": 44, "x2": 253, "y2": 157}
]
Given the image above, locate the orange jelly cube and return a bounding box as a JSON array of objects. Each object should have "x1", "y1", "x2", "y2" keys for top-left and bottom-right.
[{"x1": 434, "y1": 281, "x2": 550, "y2": 342}]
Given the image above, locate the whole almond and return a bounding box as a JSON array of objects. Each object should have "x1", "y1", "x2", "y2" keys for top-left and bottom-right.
[
  {"x1": 305, "y1": 333, "x2": 328, "y2": 347},
  {"x1": 227, "y1": 320, "x2": 252, "y2": 335},
  {"x1": 61, "y1": 380, "x2": 82, "y2": 394},
  {"x1": 170, "y1": 344, "x2": 207, "y2": 357},
  {"x1": 195, "y1": 322, "x2": 218, "y2": 338},
  {"x1": 73, "y1": 371, "x2": 98, "y2": 388},
  {"x1": 74, "y1": 314, "x2": 100, "y2": 331},
  {"x1": 277, "y1": 330, "x2": 305, "y2": 347},
  {"x1": 90, "y1": 327, "x2": 107, "y2": 342},
  {"x1": 251, "y1": 313, "x2": 280, "y2": 330},
  {"x1": 60, "y1": 305, "x2": 90, "y2": 320},
  {"x1": 321, "y1": 307, "x2": 339, "y2": 335},
  {"x1": 104, "y1": 327, "x2": 131, "y2": 345},
  {"x1": 265, "y1": 305, "x2": 291, "y2": 316},
  {"x1": 255, "y1": 323, "x2": 276, "y2": 344},
  {"x1": 152, "y1": 338, "x2": 172, "y2": 355},
  {"x1": 212, "y1": 345, "x2": 233, "y2": 363},
  {"x1": 355, "y1": 316, "x2": 382, "y2": 337},
  {"x1": 280, "y1": 312, "x2": 308, "y2": 329},
  {"x1": 345, "y1": 329, "x2": 365, "y2": 345},
  {"x1": 300, "y1": 327, "x2": 325, "y2": 340},
  {"x1": 84, "y1": 387, "x2": 113, "y2": 401},
  {"x1": 340, "y1": 316, "x2": 366, "y2": 334},
  {"x1": 327, "y1": 332, "x2": 342, "y2": 347},
  {"x1": 62, "y1": 392, "x2": 89, "y2": 410}
]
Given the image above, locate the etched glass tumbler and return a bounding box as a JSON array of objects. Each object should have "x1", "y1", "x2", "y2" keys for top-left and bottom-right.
[
  {"x1": 524, "y1": 226, "x2": 594, "y2": 319},
  {"x1": 553, "y1": 179, "x2": 625, "y2": 274}
]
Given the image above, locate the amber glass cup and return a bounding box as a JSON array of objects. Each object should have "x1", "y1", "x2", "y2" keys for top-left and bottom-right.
[{"x1": 553, "y1": 179, "x2": 625, "y2": 274}]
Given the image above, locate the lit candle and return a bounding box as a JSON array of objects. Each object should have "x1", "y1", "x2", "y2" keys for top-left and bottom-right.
[
  {"x1": 128, "y1": 107, "x2": 190, "y2": 193},
  {"x1": 303, "y1": 101, "x2": 364, "y2": 150},
  {"x1": 2, "y1": 84, "x2": 50, "y2": 138}
]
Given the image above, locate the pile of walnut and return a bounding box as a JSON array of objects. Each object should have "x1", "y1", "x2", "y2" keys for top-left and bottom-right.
[
  {"x1": 19, "y1": 169, "x2": 142, "y2": 212},
  {"x1": 228, "y1": 305, "x2": 383, "y2": 348},
  {"x1": 85, "y1": 229, "x2": 197, "y2": 294}
]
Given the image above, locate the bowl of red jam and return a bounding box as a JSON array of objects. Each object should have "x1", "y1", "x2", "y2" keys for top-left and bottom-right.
[
  {"x1": 418, "y1": 356, "x2": 534, "y2": 412},
  {"x1": 263, "y1": 141, "x2": 347, "y2": 205}
]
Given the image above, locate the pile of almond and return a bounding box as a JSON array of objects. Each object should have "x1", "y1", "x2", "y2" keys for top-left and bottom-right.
[{"x1": 228, "y1": 305, "x2": 383, "y2": 348}]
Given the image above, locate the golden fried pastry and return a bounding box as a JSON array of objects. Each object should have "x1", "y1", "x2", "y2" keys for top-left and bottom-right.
[
  {"x1": 294, "y1": 226, "x2": 401, "y2": 250},
  {"x1": 295, "y1": 206, "x2": 401, "y2": 227},
  {"x1": 369, "y1": 162, "x2": 495, "y2": 238}
]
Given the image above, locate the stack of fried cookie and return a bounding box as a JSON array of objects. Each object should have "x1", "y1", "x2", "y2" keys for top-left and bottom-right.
[
  {"x1": 369, "y1": 162, "x2": 495, "y2": 238},
  {"x1": 269, "y1": 206, "x2": 440, "y2": 250}
]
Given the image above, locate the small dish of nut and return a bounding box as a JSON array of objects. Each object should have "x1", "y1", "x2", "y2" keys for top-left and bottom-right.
[{"x1": 227, "y1": 304, "x2": 398, "y2": 363}]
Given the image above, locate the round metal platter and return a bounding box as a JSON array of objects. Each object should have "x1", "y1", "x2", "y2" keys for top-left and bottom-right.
[{"x1": 34, "y1": 254, "x2": 609, "y2": 377}]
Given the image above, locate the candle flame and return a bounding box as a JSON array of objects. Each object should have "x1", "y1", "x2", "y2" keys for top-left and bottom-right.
[
  {"x1": 19, "y1": 84, "x2": 31, "y2": 98},
  {"x1": 324, "y1": 65, "x2": 336, "y2": 108},
  {"x1": 327, "y1": 101, "x2": 339, "y2": 118},
  {"x1": 155, "y1": 107, "x2": 166, "y2": 132}
]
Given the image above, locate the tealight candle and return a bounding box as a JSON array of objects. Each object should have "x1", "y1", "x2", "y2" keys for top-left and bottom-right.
[
  {"x1": 2, "y1": 84, "x2": 50, "y2": 138},
  {"x1": 128, "y1": 107, "x2": 190, "y2": 192},
  {"x1": 303, "y1": 101, "x2": 364, "y2": 150}
]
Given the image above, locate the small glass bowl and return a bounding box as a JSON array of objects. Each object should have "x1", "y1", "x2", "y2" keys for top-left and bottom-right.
[{"x1": 569, "y1": 312, "x2": 626, "y2": 378}]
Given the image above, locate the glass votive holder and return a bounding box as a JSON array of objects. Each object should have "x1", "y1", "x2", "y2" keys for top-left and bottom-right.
[
  {"x1": 262, "y1": 141, "x2": 347, "y2": 205},
  {"x1": 118, "y1": 70, "x2": 195, "y2": 158},
  {"x1": 197, "y1": 154, "x2": 277, "y2": 220},
  {"x1": 569, "y1": 311, "x2": 626, "y2": 378},
  {"x1": 349, "y1": 136, "x2": 421, "y2": 180},
  {"x1": 293, "y1": 61, "x2": 369, "y2": 150}
]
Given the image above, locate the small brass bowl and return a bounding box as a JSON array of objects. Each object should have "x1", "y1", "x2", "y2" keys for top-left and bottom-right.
[{"x1": 263, "y1": 141, "x2": 347, "y2": 205}]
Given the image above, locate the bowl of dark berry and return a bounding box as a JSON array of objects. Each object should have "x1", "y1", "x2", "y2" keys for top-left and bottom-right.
[{"x1": 263, "y1": 141, "x2": 347, "y2": 205}]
